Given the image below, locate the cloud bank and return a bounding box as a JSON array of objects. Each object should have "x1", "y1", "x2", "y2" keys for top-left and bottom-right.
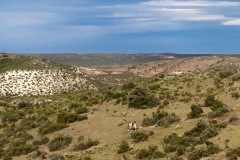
[{"x1": 0, "y1": 0, "x2": 240, "y2": 52}]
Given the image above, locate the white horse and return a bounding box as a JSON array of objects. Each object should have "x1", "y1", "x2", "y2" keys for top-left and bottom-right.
[{"x1": 123, "y1": 119, "x2": 137, "y2": 131}]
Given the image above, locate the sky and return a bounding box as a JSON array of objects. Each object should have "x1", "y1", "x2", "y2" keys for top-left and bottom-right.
[{"x1": 0, "y1": 0, "x2": 240, "y2": 54}]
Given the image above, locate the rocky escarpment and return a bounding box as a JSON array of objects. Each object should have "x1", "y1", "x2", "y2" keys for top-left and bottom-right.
[{"x1": 0, "y1": 69, "x2": 96, "y2": 96}]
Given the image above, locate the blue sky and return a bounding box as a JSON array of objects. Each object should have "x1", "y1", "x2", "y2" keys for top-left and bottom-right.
[{"x1": 0, "y1": 0, "x2": 240, "y2": 53}]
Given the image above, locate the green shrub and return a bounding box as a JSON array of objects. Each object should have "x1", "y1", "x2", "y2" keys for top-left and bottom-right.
[
  {"x1": 79, "y1": 156, "x2": 92, "y2": 160},
  {"x1": 204, "y1": 96, "x2": 229, "y2": 118},
  {"x1": 148, "y1": 84, "x2": 160, "y2": 91},
  {"x1": 142, "y1": 110, "x2": 180, "y2": 127},
  {"x1": 137, "y1": 145, "x2": 165, "y2": 159},
  {"x1": 210, "y1": 100, "x2": 224, "y2": 111},
  {"x1": 17, "y1": 101, "x2": 32, "y2": 109},
  {"x1": 187, "y1": 104, "x2": 203, "y2": 119},
  {"x1": 231, "y1": 92, "x2": 240, "y2": 99},
  {"x1": 38, "y1": 122, "x2": 68, "y2": 135},
  {"x1": 4, "y1": 139, "x2": 36, "y2": 157},
  {"x1": 74, "y1": 107, "x2": 88, "y2": 114},
  {"x1": 208, "y1": 107, "x2": 229, "y2": 119},
  {"x1": 188, "y1": 142, "x2": 220, "y2": 160},
  {"x1": 229, "y1": 115, "x2": 239, "y2": 123},
  {"x1": 14, "y1": 131, "x2": 33, "y2": 141},
  {"x1": 69, "y1": 103, "x2": 83, "y2": 109},
  {"x1": 131, "y1": 132, "x2": 149, "y2": 143},
  {"x1": 122, "y1": 82, "x2": 135, "y2": 91},
  {"x1": 204, "y1": 95, "x2": 215, "y2": 107},
  {"x1": 117, "y1": 141, "x2": 130, "y2": 154},
  {"x1": 0, "y1": 137, "x2": 10, "y2": 147},
  {"x1": 128, "y1": 87, "x2": 159, "y2": 109},
  {"x1": 158, "y1": 73, "x2": 165, "y2": 78},
  {"x1": 232, "y1": 74, "x2": 240, "y2": 81},
  {"x1": 19, "y1": 117, "x2": 38, "y2": 130},
  {"x1": 163, "y1": 120, "x2": 224, "y2": 154},
  {"x1": 73, "y1": 138, "x2": 99, "y2": 151},
  {"x1": 2, "y1": 111, "x2": 24, "y2": 123},
  {"x1": 48, "y1": 135, "x2": 72, "y2": 151},
  {"x1": 57, "y1": 112, "x2": 88, "y2": 124},
  {"x1": 219, "y1": 70, "x2": 234, "y2": 79},
  {"x1": 32, "y1": 137, "x2": 49, "y2": 146},
  {"x1": 226, "y1": 147, "x2": 240, "y2": 158},
  {"x1": 163, "y1": 99, "x2": 169, "y2": 106},
  {"x1": 48, "y1": 154, "x2": 65, "y2": 160}
]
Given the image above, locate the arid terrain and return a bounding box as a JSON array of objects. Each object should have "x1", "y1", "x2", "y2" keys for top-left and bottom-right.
[{"x1": 1, "y1": 53, "x2": 240, "y2": 160}]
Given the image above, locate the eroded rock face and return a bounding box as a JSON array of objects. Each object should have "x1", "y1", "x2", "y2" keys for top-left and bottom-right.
[{"x1": 0, "y1": 69, "x2": 95, "y2": 96}]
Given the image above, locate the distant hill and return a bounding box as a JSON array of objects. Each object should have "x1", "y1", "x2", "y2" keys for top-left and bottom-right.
[{"x1": 25, "y1": 53, "x2": 212, "y2": 66}]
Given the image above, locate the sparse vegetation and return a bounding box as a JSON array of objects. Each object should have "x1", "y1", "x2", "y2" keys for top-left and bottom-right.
[
  {"x1": 48, "y1": 135, "x2": 72, "y2": 151},
  {"x1": 73, "y1": 138, "x2": 99, "y2": 151},
  {"x1": 137, "y1": 145, "x2": 165, "y2": 159},
  {"x1": 142, "y1": 110, "x2": 180, "y2": 127},
  {"x1": 131, "y1": 131, "x2": 149, "y2": 143},
  {"x1": 117, "y1": 141, "x2": 131, "y2": 154},
  {"x1": 38, "y1": 122, "x2": 69, "y2": 135}
]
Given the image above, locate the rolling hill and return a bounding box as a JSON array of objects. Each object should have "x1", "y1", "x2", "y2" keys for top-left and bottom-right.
[{"x1": 25, "y1": 53, "x2": 212, "y2": 66}]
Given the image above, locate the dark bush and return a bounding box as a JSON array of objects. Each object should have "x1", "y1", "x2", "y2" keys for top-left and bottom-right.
[
  {"x1": 232, "y1": 74, "x2": 240, "y2": 81},
  {"x1": 231, "y1": 92, "x2": 240, "y2": 99},
  {"x1": 32, "y1": 137, "x2": 49, "y2": 146},
  {"x1": 117, "y1": 141, "x2": 130, "y2": 154},
  {"x1": 48, "y1": 154, "x2": 65, "y2": 160},
  {"x1": 188, "y1": 142, "x2": 220, "y2": 160},
  {"x1": 219, "y1": 70, "x2": 234, "y2": 79},
  {"x1": 57, "y1": 112, "x2": 88, "y2": 124},
  {"x1": 38, "y1": 122, "x2": 68, "y2": 135},
  {"x1": 204, "y1": 95, "x2": 215, "y2": 107},
  {"x1": 142, "y1": 110, "x2": 180, "y2": 127},
  {"x1": 226, "y1": 147, "x2": 240, "y2": 160},
  {"x1": 2, "y1": 111, "x2": 24, "y2": 123},
  {"x1": 19, "y1": 117, "x2": 38, "y2": 130},
  {"x1": 4, "y1": 139, "x2": 36, "y2": 157},
  {"x1": 148, "y1": 84, "x2": 160, "y2": 91},
  {"x1": 131, "y1": 132, "x2": 149, "y2": 143},
  {"x1": 210, "y1": 100, "x2": 224, "y2": 111},
  {"x1": 17, "y1": 101, "x2": 32, "y2": 109},
  {"x1": 163, "y1": 120, "x2": 224, "y2": 154},
  {"x1": 128, "y1": 87, "x2": 159, "y2": 109},
  {"x1": 48, "y1": 135, "x2": 72, "y2": 151},
  {"x1": 208, "y1": 107, "x2": 229, "y2": 119},
  {"x1": 137, "y1": 145, "x2": 165, "y2": 159},
  {"x1": 122, "y1": 82, "x2": 135, "y2": 91},
  {"x1": 73, "y1": 138, "x2": 99, "y2": 151},
  {"x1": 187, "y1": 104, "x2": 203, "y2": 119},
  {"x1": 69, "y1": 103, "x2": 83, "y2": 109},
  {"x1": 158, "y1": 73, "x2": 165, "y2": 78}
]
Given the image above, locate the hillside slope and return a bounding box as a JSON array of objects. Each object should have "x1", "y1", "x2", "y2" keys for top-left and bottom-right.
[
  {"x1": 0, "y1": 56, "x2": 240, "y2": 160},
  {"x1": 81, "y1": 55, "x2": 240, "y2": 78},
  {"x1": 0, "y1": 54, "x2": 96, "y2": 96}
]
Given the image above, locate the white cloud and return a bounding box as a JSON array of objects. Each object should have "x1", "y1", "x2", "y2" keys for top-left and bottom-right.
[
  {"x1": 98, "y1": 0, "x2": 240, "y2": 32},
  {"x1": 143, "y1": 1, "x2": 240, "y2": 7},
  {"x1": 223, "y1": 19, "x2": 240, "y2": 26}
]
